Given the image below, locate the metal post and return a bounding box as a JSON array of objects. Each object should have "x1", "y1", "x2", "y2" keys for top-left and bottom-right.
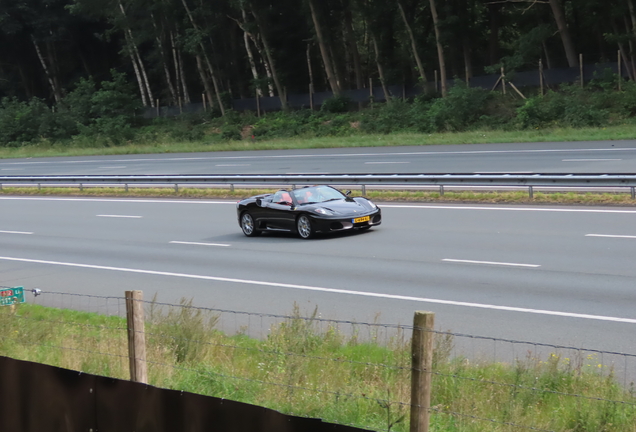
[
  {"x1": 529, "y1": 186, "x2": 533, "y2": 199},
  {"x1": 125, "y1": 290, "x2": 148, "y2": 384},
  {"x1": 230, "y1": 184, "x2": 235, "y2": 192},
  {"x1": 174, "y1": 184, "x2": 179, "y2": 193},
  {"x1": 361, "y1": 185, "x2": 366, "y2": 196},
  {"x1": 80, "y1": 183, "x2": 83, "y2": 192},
  {"x1": 631, "y1": 187, "x2": 635, "y2": 199},
  {"x1": 410, "y1": 311, "x2": 434, "y2": 432},
  {"x1": 125, "y1": 184, "x2": 129, "y2": 192},
  {"x1": 38, "y1": 183, "x2": 41, "y2": 191},
  {"x1": 439, "y1": 185, "x2": 444, "y2": 196}
]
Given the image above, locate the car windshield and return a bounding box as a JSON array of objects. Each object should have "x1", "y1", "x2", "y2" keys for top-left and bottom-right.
[{"x1": 292, "y1": 185, "x2": 345, "y2": 204}]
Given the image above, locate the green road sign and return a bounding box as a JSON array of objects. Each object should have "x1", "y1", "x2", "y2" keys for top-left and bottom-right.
[{"x1": 0, "y1": 287, "x2": 25, "y2": 306}]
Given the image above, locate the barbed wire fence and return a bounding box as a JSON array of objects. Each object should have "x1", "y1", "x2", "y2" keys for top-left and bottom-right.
[{"x1": 1, "y1": 286, "x2": 636, "y2": 432}]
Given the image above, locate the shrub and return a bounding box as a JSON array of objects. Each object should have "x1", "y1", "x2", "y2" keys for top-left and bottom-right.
[
  {"x1": 426, "y1": 84, "x2": 492, "y2": 132},
  {"x1": 0, "y1": 97, "x2": 54, "y2": 146},
  {"x1": 320, "y1": 95, "x2": 352, "y2": 113}
]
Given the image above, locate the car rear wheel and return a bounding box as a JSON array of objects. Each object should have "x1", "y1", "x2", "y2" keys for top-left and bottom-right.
[
  {"x1": 241, "y1": 212, "x2": 261, "y2": 237},
  {"x1": 296, "y1": 214, "x2": 314, "y2": 239}
]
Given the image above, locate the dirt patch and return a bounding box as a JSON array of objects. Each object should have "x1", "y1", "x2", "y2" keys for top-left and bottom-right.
[{"x1": 241, "y1": 125, "x2": 254, "y2": 140}]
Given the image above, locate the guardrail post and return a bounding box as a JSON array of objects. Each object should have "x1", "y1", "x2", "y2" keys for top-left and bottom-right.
[
  {"x1": 361, "y1": 185, "x2": 366, "y2": 195},
  {"x1": 79, "y1": 183, "x2": 83, "y2": 192},
  {"x1": 125, "y1": 184, "x2": 128, "y2": 192},
  {"x1": 632, "y1": 187, "x2": 635, "y2": 200},
  {"x1": 410, "y1": 311, "x2": 434, "y2": 432},
  {"x1": 230, "y1": 184, "x2": 234, "y2": 192},
  {"x1": 174, "y1": 184, "x2": 179, "y2": 193},
  {"x1": 529, "y1": 186, "x2": 533, "y2": 199},
  {"x1": 125, "y1": 290, "x2": 148, "y2": 384},
  {"x1": 38, "y1": 183, "x2": 41, "y2": 191},
  {"x1": 439, "y1": 185, "x2": 444, "y2": 196}
]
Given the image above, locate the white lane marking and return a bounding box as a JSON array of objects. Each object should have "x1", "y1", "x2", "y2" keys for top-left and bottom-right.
[
  {"x1": 0, "y1": 196, "x2": 635, "y2": 215},
  {"x1": 443, "y1": 259, "x2": 540, "y2": 268},
  {"x1": 364, "y1": 161, "x2": 410, "y2": 164},
  {"x1": 1, "y1": 168, "x2": 24, "y2": 171},
  {"x1": 216, "y1": 164, "x2": 251, "y2": 167},
  {"x1": 97, "y1": 214, "x2": 142, "y2": 218},
  {"x1": 98, "y1": 166, "x2": 127, "y2": 169},
  {"x1": 0, "y1": 255, "x2": 635, "y2": 324},
  {"x1": 562, "y1": 159, "x2": 622, "y2": 162},
  {"x1": 474, "y1": 171, "x2": 533, "y2": 174},
  {"x1": 0, "y1": 197, "x2": 234, "y2": 204},
  {"x1": 1, "y1": 147, "x2": 636, "y2": 166},
  {"x1": 382, "y1": 204, "x2": 636, "y2": 214},
  {"x1": 0, "y1": 230, "x2": 33, "y2": 235},
  {"x1": 586, "y1": 234, "x2": 636, "y2": 239},
  {"x1": 170, "y1": 241, "x2": 230, "y2": 247}
]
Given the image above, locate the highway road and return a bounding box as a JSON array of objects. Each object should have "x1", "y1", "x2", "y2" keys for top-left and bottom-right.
[
  {"x1": 1, "y1": 140, "x2": 636, "y2": 175},
  {"x1": 1, "y1": 195, "x2": 636, "y2": 365},
  {"x1": 1, "y1": 140, "x2": 636, "y2": 375}
]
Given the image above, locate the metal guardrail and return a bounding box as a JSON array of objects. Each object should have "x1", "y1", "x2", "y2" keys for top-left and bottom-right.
[{"x1": 1, "y1": 174, "x2": 636, "y2": 198}]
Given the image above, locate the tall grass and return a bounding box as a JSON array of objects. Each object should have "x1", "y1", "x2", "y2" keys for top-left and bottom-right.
[{"x1": 1, "y1": 301, "x2": 635, "y2": 431}]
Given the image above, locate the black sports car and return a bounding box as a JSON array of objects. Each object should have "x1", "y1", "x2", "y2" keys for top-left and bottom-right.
[{"x1": 236, "y1": 185, "x2": 381, "y2": 239}]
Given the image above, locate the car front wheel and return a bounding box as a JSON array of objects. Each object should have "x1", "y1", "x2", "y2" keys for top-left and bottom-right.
[
  {"x1": 296, "y1": 214, "x2": 315, "y2": 239},
  {"x1": 241, "y1": 212, "x2": 261, "y2": 237}
]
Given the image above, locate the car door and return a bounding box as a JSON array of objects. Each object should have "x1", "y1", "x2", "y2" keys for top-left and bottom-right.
[{"x1": 262, "y1": 191, "x2": 295, "y2": 231}]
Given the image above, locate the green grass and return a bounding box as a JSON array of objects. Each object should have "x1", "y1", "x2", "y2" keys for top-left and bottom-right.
[
  {"x1": 0, "y1": 125, "x2": 635, "y2": 159},
  {"x1": 2, "y1": 302, "x2": 635, "y2": 431},
  {"x1": 2, "y1": 186, "x2": 635, "y2": 207}
]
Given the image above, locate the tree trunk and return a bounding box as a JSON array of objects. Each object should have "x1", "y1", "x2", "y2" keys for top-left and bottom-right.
[
  {"x1": 180, "y1": 0, "x2": 224, "y2": 115},
  {"x1": 372, "y1": 36, "x2": 390, "y2": 102},
  {"x1": 177, "y1": 49, "x2": 190, "y2": 104},
  {"x1": 251, "y1": 7, "x2": 288, "y2": 109},
  {"x1": 463, "y1": 39, "x2": 473, "y2": 82},
  {"x1": 549, "y1": 0, "x2": 578, "y2": 67},
  {"x1": 195, "y1": 54, "x2": 215, "y2": 110},
  {"x1": 397, "y1": 0, "x2": 428, "y2": 87},
  {"x1": 308, "y1": 0, "x2": 340, "y2": 96},
  {"x1": 151, "y1": 13, "x2": 177, "y2": 105},
  {"x1": 239, "y1": 7, "x2": 262, "y2": 96},
  {"x1": 488, "y1": 4, "x2": 501, "y2": 66},
  {"x1": 170, "y1": 30, "x2": 184, "y2": 105},
  {"x1": 343, "y1": 6, "x2": 363, "y2": 89},
  {"x1": 120, "y1": 2, "x2": 154, "y2": 107},
  {"x1": 32, "y1": 37, "x2": 62, "y2": 103},
  {"x1": 429, "y1": 0, "x2": 447, "y2": 96}
]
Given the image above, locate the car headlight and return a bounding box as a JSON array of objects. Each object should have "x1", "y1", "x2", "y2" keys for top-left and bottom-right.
[{"x1": 314, "y1": 208, "x2": 334, "y2": 215}]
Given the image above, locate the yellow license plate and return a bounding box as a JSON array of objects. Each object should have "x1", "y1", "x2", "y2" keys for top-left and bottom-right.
[{"x1": 353, "y1": 216, "x2": 371, "y2": 223}]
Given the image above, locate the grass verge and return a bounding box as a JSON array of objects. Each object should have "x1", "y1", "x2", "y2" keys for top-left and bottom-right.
[
  {"x1": 0, "y1": 125, "x2": 635, "y2": 160},
  {"x1": 1, "y1": 302, "x2": 635, "y2": 432},
  {"x1": 1, "y1": 186, "x2": 636, "y2": 206}
]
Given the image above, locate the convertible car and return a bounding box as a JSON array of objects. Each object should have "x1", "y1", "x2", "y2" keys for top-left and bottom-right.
[{"x1": 236, "y1": 185, "x2": 381, "y2": 239}]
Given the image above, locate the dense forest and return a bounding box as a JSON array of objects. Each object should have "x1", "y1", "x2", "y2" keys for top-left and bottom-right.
[{"x1": 0, "y1": 0, "x2": 635, "y2": 146}]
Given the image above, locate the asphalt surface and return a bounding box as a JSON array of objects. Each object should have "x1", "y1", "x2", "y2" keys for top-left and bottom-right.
[
  {"x1": 1, "y1": 196, "x2": 636, "y2": 361},
  {"x1": 1, "y1": 140, "x2": 636, "y2": 175},
  {"x1": 1, "y1": 140, "x2": 636, "y2": 376}
]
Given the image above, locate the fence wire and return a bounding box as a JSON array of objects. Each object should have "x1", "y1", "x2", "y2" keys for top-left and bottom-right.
[{"x1": 2, "y1": 288, "x2": 636, "y2": 432}]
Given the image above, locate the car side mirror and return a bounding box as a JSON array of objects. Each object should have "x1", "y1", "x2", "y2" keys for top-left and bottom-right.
[{"x1": 345, "y1": 190, "x2": 352, "y2": 196}]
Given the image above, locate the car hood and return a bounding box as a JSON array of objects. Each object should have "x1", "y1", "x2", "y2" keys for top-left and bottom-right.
[{"x1": 305, "y1": 199, "x2": 373, "y2": 214}]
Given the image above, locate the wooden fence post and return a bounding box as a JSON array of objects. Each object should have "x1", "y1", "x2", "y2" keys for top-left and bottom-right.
[
  {"x1": 410, "y1": 311, "x2": 435, "y2": 432},
  {"x1": 126, "y1": 290, "x2": 148, "y2": 384}
]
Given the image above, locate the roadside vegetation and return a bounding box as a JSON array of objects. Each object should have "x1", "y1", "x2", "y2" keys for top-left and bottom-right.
[
  {"x1": 1, "y1": 302, "x2": 634, "y2": 432},
  {"x1": 0, "y1": 71, "x2": 634, "y2": 158},
  {"x1": 2, "y1": 186, "x2": 635, "y2": 207}
]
